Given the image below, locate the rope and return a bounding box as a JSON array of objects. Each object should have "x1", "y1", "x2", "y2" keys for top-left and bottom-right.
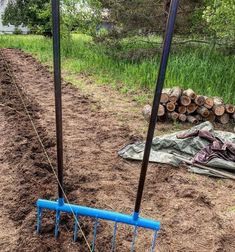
[{"x1": 1, "y1": 50, "x2": 92, "y2": 252}]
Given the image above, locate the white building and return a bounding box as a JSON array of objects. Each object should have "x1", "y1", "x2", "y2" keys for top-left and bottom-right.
[{"x1": 0, "y1": 0, "x2": 28, "y2": 34}]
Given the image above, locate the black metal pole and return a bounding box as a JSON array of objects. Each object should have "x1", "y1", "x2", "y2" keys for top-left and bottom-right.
[
  {"x1": 134, "y1": 0, "x2": 179, "y2": 214},
  {"x1": 51, "y1": 0, "x2": 64, "y2": 200}
]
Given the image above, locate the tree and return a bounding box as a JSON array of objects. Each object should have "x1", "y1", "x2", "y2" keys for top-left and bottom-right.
[
  {"x1": 96, "y1": 0, "x2": 204, "y2": 41},
  {"x1": 2, "y1": 0, "x2": 52, "y2": 35},
  {"x1": 203, "y1": 0, "x2": 235, "y2": 46},
  {"x1": 62, "y1": 0, "x2": 101, "y2": 36},
  {"x1": 2, "y1": 0, "x2": 101, "y2": 36}
]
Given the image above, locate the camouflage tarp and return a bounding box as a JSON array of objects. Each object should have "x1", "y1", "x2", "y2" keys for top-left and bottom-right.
[{"x1": 118, "y1": 122, "x2": 235, "y2": 177}]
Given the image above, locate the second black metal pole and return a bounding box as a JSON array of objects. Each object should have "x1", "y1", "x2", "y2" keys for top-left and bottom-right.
[
  {"x1": 134, "y1": 0, "x2": 179, "y2": 214},
  {"x1": 52, "y1": 0, "x2": 64, "y2": 200}
]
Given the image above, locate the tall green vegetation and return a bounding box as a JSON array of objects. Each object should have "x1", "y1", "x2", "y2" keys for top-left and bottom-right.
[
  {"x1": 0, "y1": 34, "x2": 234, "y2": 103},
  {"x1": 1, "y1": 1, "x2": 234, "y2": 103}
]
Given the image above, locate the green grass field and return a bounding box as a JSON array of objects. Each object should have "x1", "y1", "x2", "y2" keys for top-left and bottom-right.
[{"x1": 0, "y1": 34, "x2": 234, "y2": 103}]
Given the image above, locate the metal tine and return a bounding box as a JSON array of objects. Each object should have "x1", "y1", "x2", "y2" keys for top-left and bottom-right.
[
  {"x1": 55, "y1": 210, "x2": 61, "y2": 238},
  {"x1": 73, "y1": 213, "x2": 79, "y2": 242},
  {"x1": 92, "y1": 218, "x2": 99, "y2": 252},
  {"x1": 150, "y1": 230, "x2": 158, "y2": 252},
  {"x1": 131, "y1": 226, "x2": 138, "y2": 252},
  {"x1": 36, "y1": 207, "x2": 42, "y2": 234},
  {"x1": 111, "y1": 222, "x2": 118, "y2": 252}
]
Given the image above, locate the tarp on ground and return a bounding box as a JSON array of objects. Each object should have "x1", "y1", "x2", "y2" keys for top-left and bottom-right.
[{"x1": 118, "y1": 122, "x2": 235, "y2": 177}]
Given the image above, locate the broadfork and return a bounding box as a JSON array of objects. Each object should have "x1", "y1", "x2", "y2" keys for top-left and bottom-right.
[{"x1": 36, "y1": 0, "x2": 179, "y2": 251}]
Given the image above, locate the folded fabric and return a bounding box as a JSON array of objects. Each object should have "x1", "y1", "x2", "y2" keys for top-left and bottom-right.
[{"x1": 177, "y1": 130, "x2": 235, "y2": 164}]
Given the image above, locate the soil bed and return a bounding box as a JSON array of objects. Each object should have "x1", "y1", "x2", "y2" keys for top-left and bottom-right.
[{"x1": 0, "y1": 48, "x2": 235, "y2": 252}]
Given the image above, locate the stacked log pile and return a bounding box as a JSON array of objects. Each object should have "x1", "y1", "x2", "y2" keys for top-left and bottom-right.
[{"x1": 143, "y1": 87, "x2": 235, "y2": 125}]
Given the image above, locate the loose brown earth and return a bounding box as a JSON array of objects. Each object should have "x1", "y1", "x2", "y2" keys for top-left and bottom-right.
[{"x1": 0, "y1": 48, "x2": 235, "y2": 252}]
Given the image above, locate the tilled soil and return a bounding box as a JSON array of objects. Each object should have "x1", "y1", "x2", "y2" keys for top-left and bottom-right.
[{"x1": 0, "y1": 48, "x2": 235, "y2": 252}]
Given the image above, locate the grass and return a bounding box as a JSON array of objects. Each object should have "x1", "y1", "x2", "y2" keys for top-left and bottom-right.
[{"x1": 0, "y1": 34, "x2": 234, "y2": 104}]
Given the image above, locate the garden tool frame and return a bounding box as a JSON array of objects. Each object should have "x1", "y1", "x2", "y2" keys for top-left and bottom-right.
[{"x1": 36, "y1": 0, "x2": 179, "y2": 250}]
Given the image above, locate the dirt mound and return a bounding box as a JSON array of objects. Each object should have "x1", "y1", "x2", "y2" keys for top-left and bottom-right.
[{"x1": 0, "y1": 48, "x2": 235, "y2": 251}]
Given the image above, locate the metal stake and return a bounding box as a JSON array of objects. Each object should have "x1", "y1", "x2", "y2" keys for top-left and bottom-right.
[
  {"x1": 51, "y1": 0, "x2": 64, "y2": 200},
  {"x1": 134, "y1": 0, "x2": 179, "y2": 214}
]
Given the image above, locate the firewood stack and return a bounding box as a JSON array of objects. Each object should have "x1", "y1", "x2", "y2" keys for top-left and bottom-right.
[{"x1": 143, "y1": 87, "x2": 235, "y2": 125}]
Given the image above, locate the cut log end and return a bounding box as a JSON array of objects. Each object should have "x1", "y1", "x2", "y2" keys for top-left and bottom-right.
[
  {"x1": 187, "y1": 115, "x2": 198, "y2": 124},
  {"x1": 213, "y1": 105, "x2": 225, "y2": 116},
  {"x1": 225, "y1": 104, "x2": 235, "y2": 114},
  {"x1": 160, "y1": 93, "x2": 169, "y2": 104},
  {"x1": 169, "y1": 87, "x2": 182, "y2": 103},
  {"x1": 204, "y1": 97, "x2": 214, "y2": 109},
  {"x1": 168, "y1": 112, "x2": 179, "y2": 121},
  {"x1": 160, "y1": 88, "x2": 171, "y2": 103},
  {"x1": 166, "y1": 102, "x2": 176, "y2": 112},
  {"x1": 187, "y1": 103, "x2": 198, "y2": 114},
  {"x1": 206, "y1": 112, "x2": 216, "y2": 123},
  {"x1": 178, "y1": 105, "x2": 187, "y2": 114},
  {"x1": 195, "y1": 95, "x2": 205, "y2": 106},
  {"x1": 158, "y1": 104, "x2": 165, "y2": 117},
  {"x1": 178, "y1": 114, "x2": 187, "y2": 122},
  {"x1": 197, "y1": 106, "x2": 210, "y2": 118},
  {"x1": 142, "y1": 105, "x2": 152, "y2": 121},
  {"x1": 183, "y1": 89, "x2": 196, "y2": 100},
  {"x1": 180, "y1": 95, "x2": 191, "y2": 106},
  {"x1": 218, "y1": 113, "x2": 230, "y2": 124}
]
